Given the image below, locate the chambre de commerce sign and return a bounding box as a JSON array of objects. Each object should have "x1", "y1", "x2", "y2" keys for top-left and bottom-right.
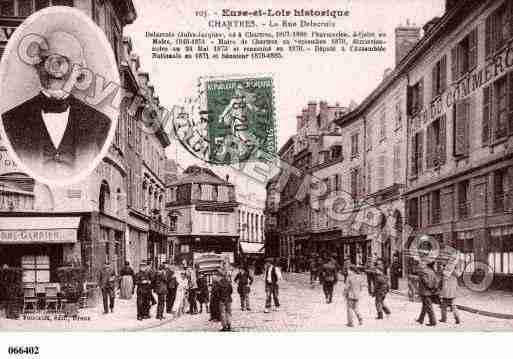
[{"x1": 415, "y1": 42, "x2": 513, "y2": 124}]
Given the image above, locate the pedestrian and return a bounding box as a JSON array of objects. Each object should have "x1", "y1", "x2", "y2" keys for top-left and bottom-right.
[
  {"x1": 390, "y1": 255, "x2": 401, "y2": 290},
  {"x1": 214, "y1": 271, "x2": 233, "y2": 331},
  {"x1": 147, "y1": 260, "x2": 157, "y2": 308},
  {"x1": 264, "y1": 258, "x2": 282, "y2": 313},
  {"x1": 119, "y1": 261, "x2": 135, "y2": 299},
  {"x1": 165, "y1": 263, "x2": 178, "y2": 314},
  {"x1": 186, "y1": 266, "x2": 198, "y2": 314},
  {"x1": 373, "y1": 259, "x2": 391, "y2": 320},
  {"x1": 234, "y1": 266, "x2": 253, "y2": 311},
  {"x1": 209, "y1": 271, "x2": 221, "y2": 322},
  {"x1": 365, "y1": 254, "x2": 376, "y2": 296},
  {"x1": 416, "y1": 261, "x2": 439, "y2": 326},
  {"x1": 319, "y1": 256, "x2": 338, "y2": 303},
  {"x1": 439, "y1": 263, "x2": 461, "y2": 325},
  {"x1": 309, "y1": 255, "x2": 319, "y2": 286},
  {"x1": 98, "y1": 260, "x2": 116, "y2": 314},
  {"x1": 197, "y1": 274, "x2": 210, "y2": 314},
  {"x1": 135, "y1": 262, "x2": 152, "y2": 320},
  {"x1": 344, "y1": 264, "x2": 363, "y2": 327},
  {"x1": 153, "y1": 264, "x2": 168, "y2": 320}
]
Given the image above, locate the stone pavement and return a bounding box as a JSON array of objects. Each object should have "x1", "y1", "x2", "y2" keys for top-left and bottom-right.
[
  {"x1": 149, "y1": 273, "x2": 513, "y2": 332},
  {"x1": 393, "y1": 277, "x2": 513, "y2": 317},
  {"x1": 0, "y1": 286, "x2": 187, "y2": 331}
]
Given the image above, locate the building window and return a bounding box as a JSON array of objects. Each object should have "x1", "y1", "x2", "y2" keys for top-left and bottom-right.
[
  {"x1": 408, "y1": 198, "x2": 419, "y2": 229},
  {"x1": 367, "y1": 160, "x2": 372, "y2": 194},
  {"x1": 453, "y1": 99, "x2": 470, "y2": 156},
  {"x1": 483, "y1": 73, "x2": 513, "y2": 145},
  {"x1": 377, "y1": 155, "x2": 385, "y2": 190},
  {"x1": 366, "y1": 121, "x2": 372, "y2": 151},
  {"x1": 451, "y1": 28, "x2": 477, "y2": 81},
  {"x1": 331, "y1": 145, "x2": 342, "y2": 160},
  {"x1": 432, "y1": 55, "x2": 447, "y2": 98},
  {"x1": 410, "y1": 131, "x2": 423, "y2": 176},
  {"x1": 431, "y1": 190, "x2": 441, "y2": 224},
  {"x1": 485, "y1": 2, "x2": 513, "y2": 58},
  {"x1": 334, "y1": 174, "x2": 340, "y2": 192},
  {"x1": 99, "y1": 181, "x2": 111, "y2": 213},
  {"x1": 393, "y1": 144, "x2": 401, "y2": 184},
  {"x1": 379, "y1": 109, "x2": 386, "y2": 141},
  {"x1": 0, "y1": 0, "x2": 15, "y2": 16},
  {"x1": 351, "y1": 133, "x2": 359, "y2": 158},
  {"x1": 458, "y1": 180, "x2": 471, "y2": 219},
  {"x1": 407, "y1": 78, "x2": 424, "y2": 116},
  {"x1": 494, "y1": 168, "x2": 506, "y2": 213},
  {"x1": 426, "y1": 115, "x2": 446, "y2": 168},
  {"x1": 489, "y1": 229, "x2": 513, "y2": 275},
  {"x1": 395, "y1": 101, "x2": 402, "y2": 130},
  {"x1": 52, "y1": 0, "x2": 72, "y2": 5},
  {"x1": 350, "y1": 167, "x2": 362, "y2": 200}
]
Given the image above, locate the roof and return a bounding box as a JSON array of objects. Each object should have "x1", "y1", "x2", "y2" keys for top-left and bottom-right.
[{"x1": 168, "y1": 166, "x2": 232, "y2": 186}]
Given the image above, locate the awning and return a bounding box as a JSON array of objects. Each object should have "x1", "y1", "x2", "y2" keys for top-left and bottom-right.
[
  {"x1": 240, "y1": 242, "x2": 264, "y2": 254},
  {"x1": 0, "y1": 217, "x2": 81, "y2": 244}
]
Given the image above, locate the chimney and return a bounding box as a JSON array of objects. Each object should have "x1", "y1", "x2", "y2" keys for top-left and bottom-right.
[
  {"x1": 423, "y1": 17, "x2": 440, "y2": 35},
  {"x1": 307, "y1": 101, "x2": 317, "y2": 122},
  {"x1": 383, "y1": 67, "x2": 393, "y2": 80},
  {"x1": 445, "y1": 0, "x2": 459, "y2": 11},
  {"x1": 395, "y1": 20, "x2": 421, "y2": 65},
  {"x1": 302, "y1": 108, "x2": 308, "y2": 124},
  {"x1": 296, "y1": 115, "x2": 303, "y2": 131}
]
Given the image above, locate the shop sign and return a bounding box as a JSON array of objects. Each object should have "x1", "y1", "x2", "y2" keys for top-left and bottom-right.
[
  {"x1": 0, "y1": 149, "x2": 18, "y2": 173},
  {"x1": 413, "y1": 42, "x2": 513, "y2": 126},
  {"x1": 0, "y1": 229, "x2": 76, "y2": 243}
]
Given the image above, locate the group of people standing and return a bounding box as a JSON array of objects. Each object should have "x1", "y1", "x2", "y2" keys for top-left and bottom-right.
[{"x1": 97, "y1": 260, "x2": 179, "y2": 321}]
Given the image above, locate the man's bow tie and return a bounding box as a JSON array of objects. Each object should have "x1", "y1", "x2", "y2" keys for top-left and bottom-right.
[{"x1": 41, "y1": 96, "x2": 71, "y2": 114}]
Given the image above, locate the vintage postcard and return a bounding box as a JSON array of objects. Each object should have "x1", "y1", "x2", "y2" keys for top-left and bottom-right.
[{"x1": 0, "y1": 1, "x2": 512, "y2": 352}]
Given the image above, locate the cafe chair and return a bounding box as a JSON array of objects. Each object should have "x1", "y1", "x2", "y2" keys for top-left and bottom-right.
[
  {"x1": 23, "y1": 287, "x2": 38, "y2": 313},
  {"x1": 45, "y1": 286, "x2": 59, "y2": 312}
]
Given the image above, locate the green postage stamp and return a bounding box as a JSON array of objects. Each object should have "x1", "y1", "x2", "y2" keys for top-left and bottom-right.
[
  {"x1": 205, "y1": 76, "x2": 276, "y2": 164},
  {"x1": 174, "y1": 75, "x2": 277, "y2": 165}
]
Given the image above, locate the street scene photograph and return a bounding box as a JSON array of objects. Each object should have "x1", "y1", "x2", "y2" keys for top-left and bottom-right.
[{"x1": 0, "y1": 0, "x2": 513, "y2": 337}]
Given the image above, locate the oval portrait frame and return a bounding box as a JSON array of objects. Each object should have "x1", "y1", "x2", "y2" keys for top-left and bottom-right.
[{"x1": 0, "y1": 6, "x2": 120, "y2": 187}]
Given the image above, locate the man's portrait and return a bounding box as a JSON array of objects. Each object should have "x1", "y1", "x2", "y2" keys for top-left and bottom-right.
[{"x1": 0, "y1": 7, "x2": 119, "y2": 185}]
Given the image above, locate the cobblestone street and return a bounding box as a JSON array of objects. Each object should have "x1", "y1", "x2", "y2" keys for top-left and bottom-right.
[{"x1": 147, "y1": 273, "x2": 513, "y2": 332}]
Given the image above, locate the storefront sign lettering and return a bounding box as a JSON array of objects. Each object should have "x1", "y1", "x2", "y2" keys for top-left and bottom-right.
[
  {"x1": 0, "y1": 229, "x2": 76, "y2": 243},
  {"x1": 0, "y1": 150, "x2": 18, "y2": 173},
  {"x1": 415, "y1": 42, "x2": 513, "y2": 125}
]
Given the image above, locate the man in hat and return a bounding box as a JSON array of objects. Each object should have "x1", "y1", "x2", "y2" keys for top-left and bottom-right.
[
  {"x1": 165, "y1": 262, "x2": 178, "y2": 314},
  {"x1": 98, "y1": 260, "x2": 116, "y2": 314},
  {"x1": 344, "y1": 264, "x2": 363, "y2": 327},
  {"x1": 263, "y1": 258, "x2": 282, "y2": 313},
  {"x1": 211, "y1": 270, "x2": 233, "y2": 331},
  {"x1": 2, "y1": 31, "x2": 111, "y2": 181},
  {"x1": 135, "y1": 261, "x2": 152, "y2": 320}
]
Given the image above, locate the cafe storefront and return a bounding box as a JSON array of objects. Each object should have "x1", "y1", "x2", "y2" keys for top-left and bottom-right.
[{"x1": 0, "y1": 216, "x2": 82, "y2": 285}]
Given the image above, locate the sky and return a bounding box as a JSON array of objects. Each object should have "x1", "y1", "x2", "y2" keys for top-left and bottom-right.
[{"x1": 125, "y1": 0, "x2": 445, "y2": 200}]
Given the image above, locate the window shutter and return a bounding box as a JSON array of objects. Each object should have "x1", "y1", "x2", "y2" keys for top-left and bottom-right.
[
  {"x1": 407, "y1": 85, "x2": 413, "y2": 116},
  {"x1": 440, "y1": 115, "x2": 447, "y2": 164},
  {"x1": 378, "y1": 156, "x2": 385, "y2": 190},
  {"x1": 358, "y1": 168, "x2": 364, "y2": 197},
  {"x1": 507, "y1": 166, "x2": 513, "y2": 212},
  {"x1": 483, "y1": 85, "x2": 491, "y2": 145},
  {"x1": 351, "y1": 170, "x2": 357, "y2": 198},
  {"x1": 440, "y1": 55, "x2": 447, "y2": 93},
  {"x1": 367, "y1": 160, "x2": 372, "y2": 194},
  {"x1": 469, "y1": 29, "x2": 478, "y2": 70},
  {"x1": 410, "y1": 135, "x2": 417, "y2": 176},
  {"x1": 417, "y1": 131, "x2": 424, "y2": 174},
  {"x1": 451, "y1": 47, "x2": 459, "y2": 82},
  {"x1": 508, "y1": 72, "x2": 513, "y2": 135},
  {"x1": 418, "y1": 78, "x2": 424, "y2": 110},
  {"x1": 432, "y1": 64, "x2": 438, "y2": 100},
  {"x1": 426, "y1": 123, "x2": 433, "y2": 168},
  {"x1": 485, "y1": 16, "x2": 492, "y2": 58},
  {"x1": 454, "y1": 101, "x2": 469, "y2": 156}
]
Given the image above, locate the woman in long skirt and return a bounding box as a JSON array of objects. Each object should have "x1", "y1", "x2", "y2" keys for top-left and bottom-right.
[{"x1": 120, "y1": 261, "x2": 135, "y2": 299}]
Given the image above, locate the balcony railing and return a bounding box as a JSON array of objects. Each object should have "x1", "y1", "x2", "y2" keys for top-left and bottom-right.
[{"x1": 458, "y1": 201, "x2": 471, "y2": 219}]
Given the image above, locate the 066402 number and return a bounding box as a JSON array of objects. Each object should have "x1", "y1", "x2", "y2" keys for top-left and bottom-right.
[{"x1": 7, "y1": 346, "x2": 39, "y2": 355}]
